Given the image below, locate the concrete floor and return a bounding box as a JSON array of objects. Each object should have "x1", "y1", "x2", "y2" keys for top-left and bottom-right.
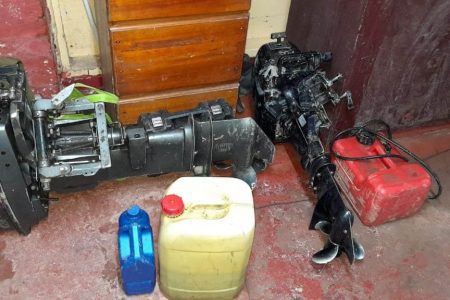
[{"x1": 1, "y1": 122, "x2": 449, "y2": 299}]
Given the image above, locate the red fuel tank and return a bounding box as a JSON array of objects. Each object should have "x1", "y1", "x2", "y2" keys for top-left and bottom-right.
[{"x1": 332, "y1": 137, "x2": 431, "y2": 226}]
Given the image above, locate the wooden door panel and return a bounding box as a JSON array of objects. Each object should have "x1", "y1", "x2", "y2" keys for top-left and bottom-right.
[{"x1": 109, "y1": 0, "x2": 251, "y2": 22}]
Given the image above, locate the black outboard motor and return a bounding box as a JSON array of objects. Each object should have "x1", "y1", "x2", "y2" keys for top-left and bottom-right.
[
  {"x1": 0, "y1": 58, "x2": 275, "y2": 234},
  {"x1": 253, "y1": 33, "x2": 364, "y2": 264}
]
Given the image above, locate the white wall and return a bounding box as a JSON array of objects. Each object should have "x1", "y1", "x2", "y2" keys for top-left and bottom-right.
[
  {"x1": 46, "y1": 0, "x2": 291, "y2": 76},
  {"x1": 247, "y1": 0, "x2": 292, "y2": 56}
]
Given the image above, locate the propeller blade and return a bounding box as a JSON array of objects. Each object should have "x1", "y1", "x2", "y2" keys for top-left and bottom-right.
[
  {"x1": 313, "y1": 217, "x2": 365, "y2": 264},
  {"x1": 314, "y1": 220, "x2": 331, "y2": 234},
  {"x1": 353, "y1": 239, "x2": 365, "y2": 261},
  {"x1": 312, "y1": 241, "x2": 339, "y2": 264}
]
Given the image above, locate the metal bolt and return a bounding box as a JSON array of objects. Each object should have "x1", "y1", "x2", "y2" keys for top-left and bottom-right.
[{"x1": 193, "y1": 166, "x2": 204, "y2": 175}]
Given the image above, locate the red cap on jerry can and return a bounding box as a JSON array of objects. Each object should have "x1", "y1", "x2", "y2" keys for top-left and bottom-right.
[{"x1": 161, "y1": 194, "x2": 185, "y2": 217}]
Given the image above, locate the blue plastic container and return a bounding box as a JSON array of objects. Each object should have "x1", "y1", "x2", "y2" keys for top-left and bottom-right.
[{"x1": 118, "y1": 205, "x2": 156, "y2": 295}]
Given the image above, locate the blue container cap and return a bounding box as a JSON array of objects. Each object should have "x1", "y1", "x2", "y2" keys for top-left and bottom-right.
[{"x1": 127, "y1": 205, "x2": 141, "y2": 216}]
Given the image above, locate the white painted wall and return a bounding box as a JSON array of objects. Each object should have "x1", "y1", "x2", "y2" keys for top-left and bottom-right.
[
  {"x1": 46, "y1": 0, "x2": 291, "y2": 76},
  {"x1": 247, "y1": 0, "x2": 292, "y2": 56}
]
